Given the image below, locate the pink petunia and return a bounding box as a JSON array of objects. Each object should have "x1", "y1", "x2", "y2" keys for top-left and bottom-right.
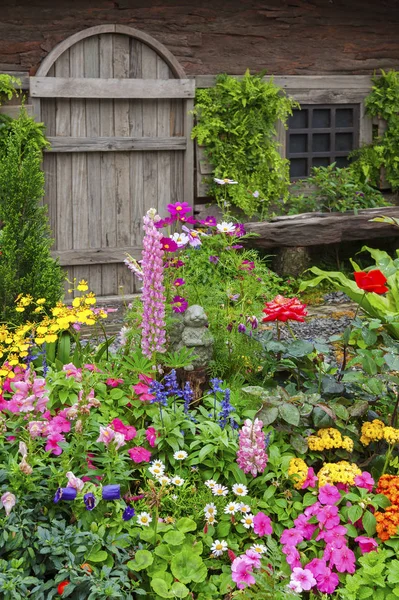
[
  {"x1": 253, "y1": 511, "x2": 273, "y2": 536},
  {"x1": 355, "y1": 536, "x2": 378, "y2": 554},
  {"x1": 318, "y1": 484, "x2": 341, "y2": 505},
  {"x1": 128, "y1": 446, "x2": 151, "y2": 463}
]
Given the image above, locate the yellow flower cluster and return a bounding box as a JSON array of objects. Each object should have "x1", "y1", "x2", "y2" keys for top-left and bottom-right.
[
  {"x1": 307, "y1": 428, "x2": 354, "y2": 452},
  {"x1": 0, "y1": 281, "x2": 106, "y2": 387},
  {"x1": 288, "y1": 457, "x2": 308, "y2": 489},
  {"x1": 317, "y1": 461, "x2": 361, "y2": 487},
  {"x1": 360, "y1": 419, "x2": 399, "y2": 446}
]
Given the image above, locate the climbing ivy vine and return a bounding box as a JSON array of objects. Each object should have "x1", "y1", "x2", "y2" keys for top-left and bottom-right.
[{"x1": 192, "y1": 70, "x2": 297, "y2": 218}]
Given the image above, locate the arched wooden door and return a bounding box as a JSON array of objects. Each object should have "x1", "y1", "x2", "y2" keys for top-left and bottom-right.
[{"x1": 30, "y1": 25, "x2": 194, "y2": 296}]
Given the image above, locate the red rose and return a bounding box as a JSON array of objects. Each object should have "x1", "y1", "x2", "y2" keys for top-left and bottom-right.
[
  {"x1": 262, "y1": 295, "x2": 307, "y2": 323},
  {"x1": 57, "y1": 581, "x2": 70, "y2": 595},
  {"x1": 353, "y1": 269, "x2": 388, "y2": 294}
]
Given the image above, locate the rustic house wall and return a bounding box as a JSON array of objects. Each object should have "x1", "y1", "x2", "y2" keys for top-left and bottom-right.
[{"x1": 1, "y1": 0, "x2": 399, "y2": 76}]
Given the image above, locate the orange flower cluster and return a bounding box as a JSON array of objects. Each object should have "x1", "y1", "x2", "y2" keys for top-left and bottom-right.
[{"x1": 375, "y1": 475, "x2": 399, "y2": 541}]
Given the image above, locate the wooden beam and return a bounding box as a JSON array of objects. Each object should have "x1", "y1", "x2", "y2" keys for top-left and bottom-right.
[
  {"x1": 51, "y1": 247, "x2": 141, "y2": 266},
  {"x1": 45, "y1": 136, "x2": 187, "y2": 152},
  {"x1": 244, "y1": 207, "x2": 399, "y2": 248},
  {"x1": 0, "y1": 104, "x2": 33, "y2": 118},
  {"x1": 195, "y1": 74, "x2": 373, "y2": 90},
  {"x1": 30, "y1": 77, "x2": 195, "y2": 99}
]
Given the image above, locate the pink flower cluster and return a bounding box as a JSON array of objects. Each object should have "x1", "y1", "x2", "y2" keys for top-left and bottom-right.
[
  {"x1": 97, "y1": 418, "x2": 137, "y2": 450},
  {"x1": 236, "y1": 418, "x2": 268, "y2": 477},
  {"x1": 133, "y1": 373, "x2": 155, "y2": 402},
  {"x1": 0, "y1": 369, "x2": 49, "y2": 414},
  {"x1": 231, "y1": 549, "x2": 261, "y2": 589},
  {"x1": 282, "y1": 484, "x2": 378, "y2": 595},
  {"x1": 141, "y1": 210, "x2": 166, "y2": 359}
]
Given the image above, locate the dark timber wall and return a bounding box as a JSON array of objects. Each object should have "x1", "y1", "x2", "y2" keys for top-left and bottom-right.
[{"x1": 1, "y1": 0, "x2": 399, "y2": 76}]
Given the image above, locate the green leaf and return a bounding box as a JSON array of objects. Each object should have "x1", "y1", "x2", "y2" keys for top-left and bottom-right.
[
  {"x1": 163, "y1": 531, "x2": 185, "y2": 546},
  {"x1": 362, "y1": 510, "x2": 377, "y2": 536},
  {"x1": 85, "y1": 549, "x2": 108, "y2": 563},
  {"x1": 198, "y1": 444, "x2": 215, "y2": 462},
  {"x1": 257, "y1": 405, "x2": 279, "y2": 426},
  {"x1": 290, "y1": 433, "x2": 308, "y2": 454},
  {"x1": 286, "y1": 340, "x2": 314, "y2": 357},
  {"x1": 348, "y1": 505, "x2": 363, "y2": 524},
  {"x1": 348, "y1": 401, "x2": 369, "y2": 417},
  {"x1": 150, "y1": 578, "x2": 173, "y2": 598},
  {"x1": 127, "y1": 549, "x2": 154, "y2": 571},
  {"x1": 171, "y1": 550, "x2": 207, "y2": 584},
  {"x1": 170, "y1": 582, "x2": 190, "y2": 598},
  {"x1": 176, "y1": 517, "x2": 197, "y2": 533},
  {"x1": 279, "y1": 403, "x2": 300, "y2": 426},
  {"x1": 312, "y1": 406, "x2": 334, "y2": 428}
]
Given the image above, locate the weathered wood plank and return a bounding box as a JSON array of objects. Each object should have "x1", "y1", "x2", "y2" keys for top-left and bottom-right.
[
  {"x1": 51, "y1": 246, "x2": 141, "y2": 266},
  {"x1": 195, "y1": 75, "x2": 373, "y2": 90},
  {"x1": 0, "y1": 104, "x2": 33, "y2": 118},
  {"x1": 84, "y1": 34, "x2": 102, "y2": 295},
  {"x1": 184, "y1": 97, "x2": 194, "y2": 207},
  {"x1": 99, "y1": 33, "x2": 117, "y2": 296},
  {"x1": 141, "y1": 44, "x2": 158, "y2": 212},
  {"x1": 45, "y1": 136, "x2": 187, "y2": 152},
  {"x1": 245, "y1": 207, "x2": 399, "y2": 248},
  {"x1": 114, "y1": 33, "x2": 133, "y2": 295},
  {"x1": 156, "y1": 57, "x2": 172, "y2": 217},
  {"x1": 30, "y1": 76, "x2": 195, "y2": 98}
]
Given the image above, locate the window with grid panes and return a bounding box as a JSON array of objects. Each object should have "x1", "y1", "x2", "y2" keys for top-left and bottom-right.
[{"x1": 286, "y1": 105, "x2": 360, "y2": 179}]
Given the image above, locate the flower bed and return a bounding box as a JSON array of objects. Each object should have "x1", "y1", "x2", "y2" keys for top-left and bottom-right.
[{"x1": 1, "y1": 203, "x2": 399, "y2": 599}]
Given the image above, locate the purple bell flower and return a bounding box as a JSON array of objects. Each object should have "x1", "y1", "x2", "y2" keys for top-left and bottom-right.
[
  {"x1": 53, "y1": 487, "x2": 77, "y2": 503},
  {"x1": 84, "y1": 492, "x2": 96, "y2": 511},
  {"x1": 122, "y1": 506, "x2": 135, "y2": 521},
  {"x1": 102, "y1": 484, "x2": 121, "y2": 500}
]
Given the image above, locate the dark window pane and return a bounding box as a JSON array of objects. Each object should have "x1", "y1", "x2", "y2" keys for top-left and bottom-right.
[
  {"x1": 312, "y1": 157, "x2": 330, "y2": 168},
  {"x1": 289, "y1": 134, "x2": 308, "y2": 153},
  {"x1": 336, "y1": 108, "x2": 353, "y2": 128},
  {"x1": 289, "y1": 109, "x2": 308, "y2": 129},
  {"x1": 290, "y1": 158, "x2": 308, "y2": 178},
  {"x1": 312, "y1": 133, "x2": 330, "y2": 152},
  {"x1": 336, "y1": 132, "x2": 353, "y2": 151},
  {"x1": 335, "y1": 156, "x2": 349, "y2": 168},
  {"x1": 312, "y1": 109, "x2": 330, "y2": 128}
]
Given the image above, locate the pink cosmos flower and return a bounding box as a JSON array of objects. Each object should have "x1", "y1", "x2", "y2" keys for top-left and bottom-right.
[
  {"x1": 106, "y1": 378, "x2": 124, "y2": 388},
  {"x1": 111, "y1": 418, "x2": 136, "y2": 441},
  {"x1": 160, "y1": 237, "x2": 178, "y2": 252},
  {"x1": 318, "y1": 484, "x2": 341, "y2": 505},
  {"x1": 330, "y1": 545, "x2": 356, "y2": 574},
  {"x1": 1, "y1": 491, "x2": 16, "y2": 516},
  {"x1": 171, "y1": 296, "x2": 188, "y2": 313},
  {"x1": 96, "y1": 426, "x2": 115, "y2": 445},
  {"x1": 145, "y1": 427, "x2": 157, "y2": 447},
  {"x1": 239, "y1": 260, "x2": 255, "y2": 271},
  {"x1": 128, "y1": 446, "x2": 151, "y2": 463},
  {"x1": 173, "y1": 278, "x2": 185, "y2": 287},
  {"x1": 290, "y1": 567, "x2": 316, "y2": 592},
  {"x1": 63, "y1": 363, "x2": 82, "y2": 381},
  {"x1": 66, "y1": 471, "x2": 85, "y2": 492},
  {"x1": 167, "y1": 201, "x2": 192, "y2": 217},
  {"x1": 355, "y1": 536, "x2": 378, "y2": 554},
  {"x1": 45, "y1": 432, "x2": 65, "y2": 455},
  {"x1": 354, "y1": 471, "x2": 375, "y2": 492},
  {"x1": 200, "y1": 216, "x2": 217, "y2": 227},
  {"x1": 182, "y1": 225, "x2": 203, "y2": 247},
  {"x1": 253, "y1": 511, "x2": 273, "y2": 536}
]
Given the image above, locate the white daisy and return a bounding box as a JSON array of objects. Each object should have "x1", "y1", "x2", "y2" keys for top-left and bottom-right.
[
  {"x1": 173, "y1": 450, "x2": 188, "y2": 460},
  {"x1": 205, "y1": 514, "x2": 217, "y2": 525},
  {"x1": 251, "y1": 543, "x2": 267, "y2": 555},
  {"x1": 137, "y1": 512, "x2": 152, "y2": 527},
  {"x1": 148, "y1": 465, "x2": 165, "y2": 477},
  {"x1": 211, "y1": 539, "x2": 228, "y2": 557},
  {"x1": 212, "y1": 484, "x2": 229, "y2": 497},
  {"x1": 241, "y1": 513, "x2": 254, "y2": 529},
  {"x1": 171, "y1": 232, "x2": 189, "y2": 247},
  {"x1": 151, "y1": 460, "x2": 165, "y2": 470},
  {"x1": 232, "y1": 483, "x2": 248, "y2": 497},
  {"x1": 224, "y1": 502, "x2": 240, "y2": 515},
  {"x1": 216, "y1": 221, "x2": 236, "y2": 234},
  {"x1": 204, "y1": 503, "x2": 217, "y2": 515},
  {"x1": 239, "y1": 503, "x2": 251, "y2": 514},
  {"x1": 214, "y1": 178, "x2": 238, "y2": 185},
  {"x1": 171, "y1": 476, "x2": 185, "y2": 487},
  {"x1": 156, "y1": 475, "x2": 171, "y2": 485},
  {"x1": 204, "y1": 479, "x2": 217, "y2": 489}
]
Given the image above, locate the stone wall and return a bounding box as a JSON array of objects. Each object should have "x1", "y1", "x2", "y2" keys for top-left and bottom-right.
[{"x1": 1, "y1": 0, "x2": 399, "y2": 76}]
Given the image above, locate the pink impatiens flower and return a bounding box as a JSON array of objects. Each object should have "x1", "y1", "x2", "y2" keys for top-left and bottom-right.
[
  {"x1": 253, "y1": 511, "x2": 273, "y2": 536},
  {"x1": 45, "y1": 432, "x2": 65, "y2": 455},
  {"x1": 302, "y1": 467, "x2": 318, "y2": 489},
  {"x1": 330, "y1": 545, "x2": 356, "y2": 574},
  {"x1": 290, "y1": 567, "x2": 316, "y2": 593},
  {"x1": 354, "y1": 471, "x2": 375, "y2": 492},
  {"x1": 355, "y1": 536, "x2": 378, "y2": 554},
  {"x1": 128, "y1": 447, "x2": 152, "y2": 463},
  {"x1": 318, "y1": 484, "x2": 341, "y2": 505},
  {"x1": 111, "y1": 418, "x2": 136, "y2": 441}
]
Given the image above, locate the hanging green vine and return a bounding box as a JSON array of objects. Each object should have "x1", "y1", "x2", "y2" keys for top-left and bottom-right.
[
  {"x1": 352, "y1": 70, "x2": 399, "y2": 190},
  {"x1": 191, "y1": 70, "x2": 297, "y2": 218}
]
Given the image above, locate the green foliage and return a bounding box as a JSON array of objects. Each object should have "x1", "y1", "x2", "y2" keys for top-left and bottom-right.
[
  {"x1": 0, "y1": 108, "x2": 64, "y2": 323},
  {"x1": 0, "y1": 74, "x2": 20, "y2": 104},
  {"x1": 338, "y1": 548, "x2": 399, "y2": 600},
  {"x1": 192, "y1": 70, "x2": 297, "y2": 217},
  {"x1": 286, "y1": 162, "x2": 388, "y2": 214}
]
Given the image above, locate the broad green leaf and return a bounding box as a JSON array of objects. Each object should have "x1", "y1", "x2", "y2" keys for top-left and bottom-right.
[
  {"x1": 85, "y1": 549, "x2": 108, "y2": 563},
  {"x1": 150, "y1": 578, "x2": 172, "y2": 598},
  {"x1": 164, "y1": 530, "x2": 185, "y2": 546},
  {"x1": 127, "y1": 549, "x2": 153, "y2": 571},
  {"x1": 348, "y1": 505, "x2": 363, "y2": 524},
  {"x1": 171, "y1": 550, "x2": 207, "y2": 584},
  {"x1": 290, "y1": 433, "x2": 308, "y2": 454},
  {"x1": 279, "y1": 403, "x2": 300, "y2": 426},
  {"x1": 170, "y1": 582, "x2": 190, "y2": 598},
  {"x1": 362, "y1": 510, "x2": 377, "y2": 536},
  {"x1": 176, "y1": 517, "x2": 197, "y2": 533}
]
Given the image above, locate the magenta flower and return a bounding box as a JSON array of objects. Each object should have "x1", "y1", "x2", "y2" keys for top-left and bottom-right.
[
  {"x1": 253, "y1": 511, "x2": 272, "y2": 536},
  {"x1": 301, "y1": 467, "x2": 318, "y2": 489},
  {"x1": 283, "y1": 545, "x2": 301, "y2": 569},
  {"x1": 45, "y1": 432, "x2": 65, "y2": 456},
  {"x1": 318, "y1": 484, "x2": 341, "y2": 505},
  {"x1": 330, "y1": 545, "x2": 356, "y2": 574},
  {"x1": 209, "y1": 255, "x2": 220, "y2": 264},
  {"x1": 173, "y1": 278, "x2": 185, "y2": 287},
  {"x1": 316, "y1": 567, "x2": 339, "y2": 594},
  {"x1": 293, "y1": 514, "x2": 317, "y2": 540},
  {"x1": 160, "y1": 237, "x2": 178, "y2": 252},
  {"x1": 281, "y1": 528, "x2": 304, "y2": 547},
  {"x1": 290, "y1": 567, "x2": 316, "y2": 593},
  {"x1": 182, "y1": 225, "x2": 203, "y2": 247},
  {"x1": 239, "y1": 260, "x2": 255, "y2": 271},
  {"x1": 141, "y1": 210, "x2": 166, "y2": 358},
  {"x1": 167, "y1": 201, "x2": 192, "y2": 217},
  {"x1": 316, "y1": 504, "x2": 340, "y2": 529},
  {"x1": 236, "y1": 418, "x2": 268, "y2": 477},
  {"x1": 355, "y1": 536, "x2": 378, "y2": 554},
  {"x1": 354, "y1": 471, "x2": 374, "y2": 492},
  {"x1": 63, "y1": 363, "x2": 83, "y2": 381},
  {"x1": 106, "y1": 378, "x2": 124, "y2": 388},
  {"x1": 145, "y1": 427, "x2": 157, "y2": 447},
  {"x1": 128, "y1": 446, "x2": 152, "y2": 463},
  {"x1": 231, "y1": 554, "x2": 258, "y2": 590},
  {"x1": 180, "y1": 215, "x2": 197, "y2": 224},
  {"x1": 111, "y1": 418, "x2": 137, "y2": 441},
  {"x1": 171, "y1": 296, "x2": 188, "y2": 313},
  {"x1": 47, "y1": 415, "x2": 71, "y2": 435},
  {"x1": 154, "y1": 216, "x2": 176, "y2": 228},
  {"x1": 200, "y1": 216, "x2": 217, "y2": 227}
]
